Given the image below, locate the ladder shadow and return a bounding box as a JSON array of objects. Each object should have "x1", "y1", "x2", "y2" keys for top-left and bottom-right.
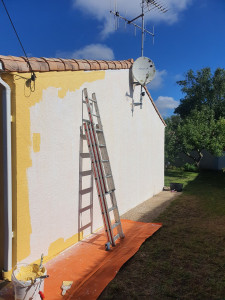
[{"x1": 80, "y1": 233, "x2": 107, "y2": 251}]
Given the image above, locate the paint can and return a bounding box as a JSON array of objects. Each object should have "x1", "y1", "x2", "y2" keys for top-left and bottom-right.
[{"x1": 11, "y1": 263, "x2": 46, "y2": 300}]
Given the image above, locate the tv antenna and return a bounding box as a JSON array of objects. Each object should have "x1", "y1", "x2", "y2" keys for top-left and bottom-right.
[{"x1": 110, "y1": 0, "x2": 168, "y2": 114}]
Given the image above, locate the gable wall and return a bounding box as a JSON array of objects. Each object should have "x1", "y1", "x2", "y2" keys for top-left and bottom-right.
[{"x1": 2, "y1": 68, "x2": 164, "y2": 269}]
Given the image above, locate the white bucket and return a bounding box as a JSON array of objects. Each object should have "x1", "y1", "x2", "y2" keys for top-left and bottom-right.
[{"x1": 12, "y1": 263, "x2": 46, "y2": 300}]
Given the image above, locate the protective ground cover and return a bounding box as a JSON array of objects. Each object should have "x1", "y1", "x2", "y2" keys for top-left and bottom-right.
[
  {"x1": 0, "y1": 220, "x2": 161, "y2": 299},
  {"x1": 45, "y1": 219, "x2": 161, "y2": 299}
]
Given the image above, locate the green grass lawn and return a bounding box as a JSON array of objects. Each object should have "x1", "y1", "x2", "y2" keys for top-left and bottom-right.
[
  {"x1": 164, "y1": 168, "x2": 199, "y2": 188},
  {"x1": 99, "y1": 170, "x2": 225, "y2": 300}
]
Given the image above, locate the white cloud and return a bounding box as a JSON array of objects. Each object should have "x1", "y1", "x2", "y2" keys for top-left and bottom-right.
[
  {"x1": 155, "y1": 96, "x2": 179, "y2": 116},
  {"x1": 148, "y1": 69, "x2": 167, "y2": 90},
  {"x1": 56, "y1": 44, "x2": 115, "y2": 60},
  {"x1": 73, "y1": 0, "x2": 192, "y2": 37},
  {"x1": 174, "y1": 73, "x2": 183, "y2": 81}
]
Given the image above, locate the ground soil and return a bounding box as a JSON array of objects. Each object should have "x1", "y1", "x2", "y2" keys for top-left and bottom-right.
[{"x1": 121, "y1": 190, "x2": 181, "y2": 222}]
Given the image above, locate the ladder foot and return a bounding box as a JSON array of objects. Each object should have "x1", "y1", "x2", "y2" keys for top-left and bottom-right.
[{"x1": 105, "y1": 242, "x2": 111, "y2": 251}]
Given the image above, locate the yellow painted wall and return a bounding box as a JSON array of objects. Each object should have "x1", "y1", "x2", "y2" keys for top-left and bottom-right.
[
  {"x1": 1, "y1": 70, "x2": 105, "y2": 279},
  {"x1": 1, "y1": 67, "x2": 165, "y2": 283},
  {"x1": 0, "y1": 84, "x2": 4, "y2": 277}
]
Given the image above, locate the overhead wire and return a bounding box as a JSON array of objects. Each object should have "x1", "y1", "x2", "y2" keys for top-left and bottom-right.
[{"x1": 0, "y1": 0, "x2": 36, "y2": 82}]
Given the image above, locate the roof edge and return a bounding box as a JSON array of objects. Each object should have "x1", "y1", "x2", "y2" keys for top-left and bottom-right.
[
  {"x1": 0, "y1": 55, "x2": 134, "y2": 73},
  {"x1": 144, "y1": 86, "x2": 166, "y2": 126},
  {"x1": 0, "y1": 55, "x2": 164, "y2": 125}
]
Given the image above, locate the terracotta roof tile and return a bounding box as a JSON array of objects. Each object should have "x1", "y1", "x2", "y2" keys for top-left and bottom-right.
[
  {"x1": 106, "y1": 61, "x2": 116, "y2": 69},
  {"x1": 0, "y1": 55, "x2": 165, "y2": 126},
  {"x1": 41, "y1": 58, "x2": 65, "y2": 71},
  {"x1": 94, "y1": 60, "x2": 109, "y2": 70},
  {"x1": 113, "y1": 61, "x2": 123, "y2": 69},
  {"x1": 22, "y1": 57, "x2": 49, "y2": 72},
  {"x1": 120, "y1": 60, "x2": 129, "y2": 68},
  {"x1": 73, "y1": 59, "x2": 91, "y2": 71},
  {"x1": 87, "y1": 60, "x2": 101, "y2": 70},
  {"x1": 59, "y1": 59, "x2": 79, "y2": 71},
  {"x1": 0, "y1": 55, "x2": 133, "y2": 73},
  {"x1": 0, "y1": 55, "x2": 29, "y2": 72},
  {"x1": 126, "y1": 59, "x2": 134, "y2": 68}
]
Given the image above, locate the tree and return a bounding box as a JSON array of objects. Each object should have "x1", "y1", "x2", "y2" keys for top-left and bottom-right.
[
  {"x1": 175, "y1": 68, "x2": 225, "y2": 120},
  {"x1": 175, "y1": 108, "x2": 225, "y2": 168},
  {"x1": 165, "y1": 67, "x2": 225, "y2": 168},
  {"x1": 164, "y1": 115, "x2": 181, "y2": 165}
]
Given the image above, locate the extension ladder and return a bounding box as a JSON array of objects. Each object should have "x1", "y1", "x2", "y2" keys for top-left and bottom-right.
[
  {"x1": 82, "y1": 88, "x2": 124, "y2": 250},
  {"x1": 78, "y1": 126, "x2": 93, "y2": 239}
]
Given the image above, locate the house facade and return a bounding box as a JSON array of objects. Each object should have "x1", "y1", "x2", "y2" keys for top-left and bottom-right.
[{"x1": 0, "y1": 55, "x2": 165, "y2": 280}]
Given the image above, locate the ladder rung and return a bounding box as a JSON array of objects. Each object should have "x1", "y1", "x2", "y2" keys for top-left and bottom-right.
[
  {"x1": 114, "y1": 234, "x2": 120, "y2": 242},
  {"x1": 80, "y1": 204, "x2": 93, "y2": 213},
  {"x1": 105, "y1": 174, "x2": 112, "y2": 178},
  {"x1": 89, "y1": 99, "x2": 97, "y2": 103},
  {"x1": 80, "y1": 222, "x2": 92, "y2": 231},
  {"x1": 106, "y1": 189, "x2": 115, "y2": 194},
  {"x1": 112, "y1": 222, "x2": 120, "y2": 230},
  {"x1": 83, "y1": 119, "x2": 91, "y2": 123},
  {"x1": 83, "y1": 100, "x2": 93, "y2": 105},
  {"x1": 80, "y1": 187, "x2": 93, "y2": 195},
  {"x1": 102, "y1": 160, "x2": 109, "y2": 163},
  {"x1": 99, "y1": 144, "x2": 106, "y2": 148},
  {"x1": 108, "y1": 205, "x2": 117, "y2": 212},
  {"x1": 80, "y1": 170, "x2": 92, "y2": 176},
  {"x1": 80, "y1": 153, "x2": 90, "y2": 158},
  {"x1": 92, "y1": 114, "x2": 100, "y2": 118},
  {"x1": 96, "y1": 129, "x2": 103, "y2": 133}
]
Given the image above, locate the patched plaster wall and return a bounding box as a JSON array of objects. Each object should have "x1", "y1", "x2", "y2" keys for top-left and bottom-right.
[{"x1": 3, "y1": 68, "x2": 164, "y2": 269}]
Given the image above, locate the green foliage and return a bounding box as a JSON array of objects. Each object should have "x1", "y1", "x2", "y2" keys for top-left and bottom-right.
[
  {"x1": 165, "y1": 67, "x2": 225, "y2": 168},
  {"x1": 165, "y1": 108, "x2": 225, "y2": 167},
  {"x1": 175, "y1": 67, "x2": 225, "y2": 119},
  {"x1": 177, "y1": 108, "x2": 225, "y2": 166},
  {"x1": 164, "y1": 115, "x2": 181, "y2": 164},
  {"x1": 183, "y1": 163, "x2": 198, "y2": 172}
]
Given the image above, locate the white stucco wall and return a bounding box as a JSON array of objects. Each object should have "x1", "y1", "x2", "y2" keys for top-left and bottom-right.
[{"x1": 24, "y1": 69, "x2": 165, "y2": 263}]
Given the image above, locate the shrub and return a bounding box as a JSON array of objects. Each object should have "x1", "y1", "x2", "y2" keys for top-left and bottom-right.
[{"x1": 183, "y1": 163, "x2": 198, "y2": 172}]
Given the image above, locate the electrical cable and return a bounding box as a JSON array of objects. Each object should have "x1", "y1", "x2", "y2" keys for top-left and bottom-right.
[{"x1": 1, "y1": 0, "x2": 36, "y2": 81}]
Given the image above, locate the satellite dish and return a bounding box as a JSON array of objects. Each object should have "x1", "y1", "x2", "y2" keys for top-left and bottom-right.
[{"x1": 132, "y1": 56, "x2": 156, "y2": 85}]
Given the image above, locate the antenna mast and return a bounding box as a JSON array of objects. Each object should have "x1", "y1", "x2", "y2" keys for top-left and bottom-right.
[
  {"x1": 110, "y1": 0, "x2": 168, "y2": 114},
  {"x1": 110, "y1": 0, "x2": 167, "y2": 57},
  {"x1": 141, "y1": 0, "x2": 145, "y2": 57}
]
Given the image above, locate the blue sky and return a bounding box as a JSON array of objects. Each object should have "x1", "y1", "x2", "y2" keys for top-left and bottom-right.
[{"x1": 0, "y1": 0, "x2": 225, "y2": 117}]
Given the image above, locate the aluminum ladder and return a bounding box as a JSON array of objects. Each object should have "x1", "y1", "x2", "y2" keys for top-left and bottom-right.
[
  {"x1": 78, "y1": 126, "x2": 93, "y2": 240},
  {"x1": 82, "y1": 88, "x2": 124, "y2": 250}
]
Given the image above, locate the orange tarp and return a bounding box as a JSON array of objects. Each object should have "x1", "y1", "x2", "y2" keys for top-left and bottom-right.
[
  {"x1": 45, "y1": 219, "x2": 161, "y2": 299},
  {"x1": 0, "y1": 219, "x2": 161, "y2": 300}
]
